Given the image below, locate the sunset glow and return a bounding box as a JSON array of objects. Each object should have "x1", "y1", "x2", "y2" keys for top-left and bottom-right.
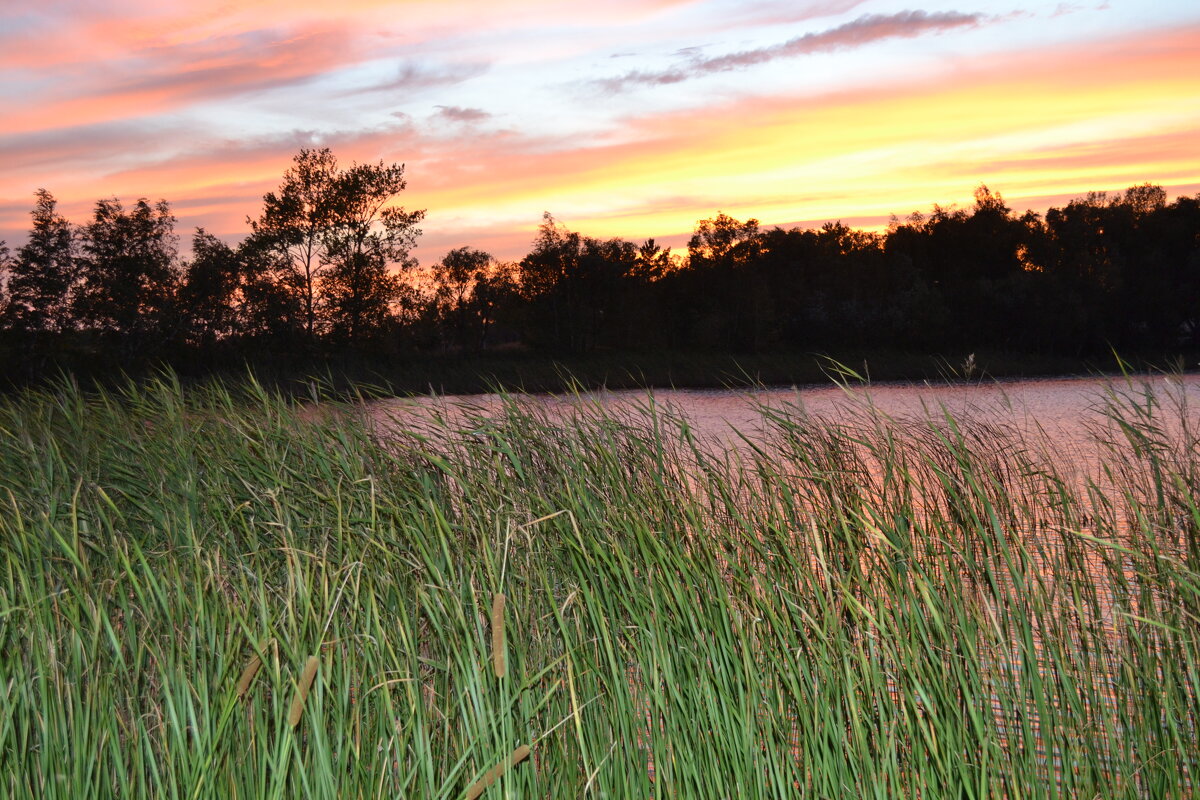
[{"x1": 3, "y1": 1, "x2": 1198, "y2": 259}]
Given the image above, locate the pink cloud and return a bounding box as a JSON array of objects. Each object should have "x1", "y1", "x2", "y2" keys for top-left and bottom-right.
[{"x1": 4, "y1": 23, "x2": 365, "y2": 135}]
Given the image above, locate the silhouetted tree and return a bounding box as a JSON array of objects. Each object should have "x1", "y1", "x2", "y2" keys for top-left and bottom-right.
[
  {"x1": 433, "y1": 246, "x2": 495, "y2": 349},
  {"x1": 1123, "y1": 182, "x2": 1167, "y2": 217},
  {"x1": 73, "y1": 198, "x2": 178, "y2": 356},
  {"x1": 249, "y1": 148, "x2": 340, "y2": 341},
  {"x1": 178, "y1": 230, "x2": 243, "y2": 349},
  {"x1": 250, "y1": 149, "x2": 424, "y2": 345},
  {"x1": 516, "y1": 214, "x2": 585, "y2": 351},
  {"x1": 1152, "y1": 193, "x2": 1200, "y2": 347},
  {"x1": 0, "y1": 174, "x2": 1195, "y2": 387},
  {"x1": 576, "y1": 235, "x2": 642, "y2": 350},
  {"x1": 634, "y1": 238, "x2": 674, "y2": 281},
  {"x1": 676, "y1": 212, "x2": 766, "y2": 349},
  {"x1": 687, "y1": 212, "x2": 760, "y2": 269},
  {"x1": 516, "y1": 215, "x2": 644, "y2": 352},
  {"x1": 471, "y1": 261, "x2": 519, "y2": 349},
  {"x1": 321, "y1": 160, "x2": 424, "y2": 344},
  {"x1": 7, "y1": 190, "x2": 77, "y2": 334},
  {"x1": 1042, "y1": 191, "x2": 1125, "y2": 349},
  {"x1": 236, "y1": 233, "x2": 307, "y2": 344},
  {"x1": 1096, "y1": 184, "x2": 1194, "y2": 348}
]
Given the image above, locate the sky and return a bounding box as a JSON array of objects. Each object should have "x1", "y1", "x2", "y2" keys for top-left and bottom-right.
[{"x1": 2, "y1": 0, "x2": 1199, "y2": 261}]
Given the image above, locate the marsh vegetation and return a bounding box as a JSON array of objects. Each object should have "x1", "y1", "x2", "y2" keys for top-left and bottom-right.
[{"x1": 0, "y1": 373, "x2": 1197, "y2": 797}]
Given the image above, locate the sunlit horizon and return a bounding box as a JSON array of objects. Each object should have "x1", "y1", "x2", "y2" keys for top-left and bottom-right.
[{"x1": 3, "y1": 1, "x2": 1198, "y2": 261}]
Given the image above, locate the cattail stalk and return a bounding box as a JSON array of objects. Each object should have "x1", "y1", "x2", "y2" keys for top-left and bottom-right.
[
  {"x1": 287, "y1": 655, "x2": 320, "y2": 727},
  {"x1": 464, "y1": 744, "x2": 531, "y2": 800},
  {"x1": 490, "y1": 593, "x2": 507, "y2": 679}
]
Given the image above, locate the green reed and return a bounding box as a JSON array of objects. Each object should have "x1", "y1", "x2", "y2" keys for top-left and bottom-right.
[{"x1": 0, "y1": 371, "x2": 1196, "y2": 798}]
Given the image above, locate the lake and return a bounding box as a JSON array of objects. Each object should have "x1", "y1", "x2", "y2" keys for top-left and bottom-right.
[{"x1": 371, "y1": 373, "x2": 1200, "y2": 465}]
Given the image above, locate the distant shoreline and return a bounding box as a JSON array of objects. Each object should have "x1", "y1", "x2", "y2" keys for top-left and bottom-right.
[
  {"x1": 172, "y1": 348, "x2": 1198, "y2": 400},
  {"x1": 8, "y1": 348, "x2": 1195, "y2": 400}
]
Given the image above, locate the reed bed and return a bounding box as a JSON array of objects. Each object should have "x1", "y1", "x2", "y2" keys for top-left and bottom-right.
[{"x1": 0, "y1": 372, "x2": 1197, "y2": 798}]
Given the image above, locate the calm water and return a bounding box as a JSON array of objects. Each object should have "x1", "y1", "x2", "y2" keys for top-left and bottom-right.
[{"x1": 371, "y1": 373, "x2": 1200, "y2": 461}]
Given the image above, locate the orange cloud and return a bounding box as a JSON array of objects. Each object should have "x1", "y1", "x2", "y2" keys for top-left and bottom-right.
[{"x1": 413, "y1": 23, "x2": 1200, "y2": 249}]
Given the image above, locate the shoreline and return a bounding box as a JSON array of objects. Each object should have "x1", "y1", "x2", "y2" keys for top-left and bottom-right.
[
  {"x1": 8, "y1": 347, "x2": 1196, "y2": 399},
  {"x1": 249, "y1": 348, "x2": 1198, "y2": 400}
]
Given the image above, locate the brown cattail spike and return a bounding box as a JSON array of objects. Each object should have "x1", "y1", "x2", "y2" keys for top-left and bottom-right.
[
  {"x1": 464, "y1": 744, "x2": 531, "y2": 800},
  {"x1": 235, "y1": 651, "x2": 263, "y2": 699},
  {"x1": 287, "y1": 655, "x2": 320, "y2": 727},
  {"x1": 490, "y1": 593, "x2": 507, "y2": 679}
]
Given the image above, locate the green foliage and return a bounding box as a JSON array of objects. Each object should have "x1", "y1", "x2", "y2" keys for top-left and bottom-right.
[{"x1": 0, "y1": 373, "x2": 1197, "y2": 796}]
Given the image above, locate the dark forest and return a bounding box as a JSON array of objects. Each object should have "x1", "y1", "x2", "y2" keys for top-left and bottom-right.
[{"x1": 2, "y1": 148, "x2": 1198, "y2": 390}]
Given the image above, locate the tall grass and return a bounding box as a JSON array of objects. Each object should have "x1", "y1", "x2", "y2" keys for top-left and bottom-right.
[{"x1": 0, "y1": 372, "x2": 1196, "y2": 797}]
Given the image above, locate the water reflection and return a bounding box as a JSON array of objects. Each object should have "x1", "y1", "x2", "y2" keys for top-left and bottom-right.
[{"x1": 372, "y1": 374, "x2": 1200, "y2": 460}]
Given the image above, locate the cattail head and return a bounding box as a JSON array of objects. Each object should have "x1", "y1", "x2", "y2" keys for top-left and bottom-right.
[
  {"x1": 465, "y1": 743, "x2": 531, "y2": 800},
  {"x1": 287, "y1": 655, "x2": 320, "y2": 727},
  {"x1": 235, "y1": 639, "x2": 270, "y2": 699},
  {"x1": 491, "y1": 593, "x2": 507, "y2": 679},
  {"x1": 235, "y1": 653, "x2": 262, "y2": 699}
]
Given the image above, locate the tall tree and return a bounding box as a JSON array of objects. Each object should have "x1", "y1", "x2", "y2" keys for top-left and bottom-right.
[
  {"x1": 8, "y1": 189, "x2": 77, "y2": 334},
  {"x1": 633, "y1": 238, "x2": 674, "y2": 282},
  {"x1": 250, "y1": 148, "x2": 424, "y2": 344},
  {"x1": 1122, "y1": 182, "x2": 1167, "y2": 218},
  {"x1": 178, "y1": 229, "x2": 243, "y2": 349},
  {"x1": 680, "y1": 213, "x2": 764, "y2": 350},
  {"x1": 432, "y1": 246, "x2": 494, "y2": 349},
  {"x1": 249, "y1": 148, "x2": 339, "y2": 341},
  {"x1": 73, "y1": 197, "x2": 178, "y2": 354},
  {"x1": 237, "y1": 234, "x2": 308, "y2": 344},
  {"x1": 321, "y1": 160, "x2": 424, "y2": 344},
  {"x1": 516, "y1": 215, "x2": 643, "y2": 352}
]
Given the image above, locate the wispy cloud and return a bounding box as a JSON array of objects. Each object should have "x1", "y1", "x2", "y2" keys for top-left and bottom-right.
[
  {"x1": 721, "y1": 0, "x2": 871, "y2": 27},
  {"x1": 595, "y1": 9, "x2": 989, "y2": 91},
  {"x1": 433, "y1": 105, "x2": 493, "y2": 123},
  {"x1": 359, "y1": 62, "x2": 491, "y2": 95},
  {"x1": 4, "y1": 23, "x2": 362, "y2": 135}
]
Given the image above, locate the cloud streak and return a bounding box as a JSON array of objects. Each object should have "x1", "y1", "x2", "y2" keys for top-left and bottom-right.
[
  {"x1": 595, "y1": 9, "x2": 988, "y2": 91},
  {"x1": 359, "y1": 62, "x2": 491, "y2": 96},
  {"x1": 433, "y1": 105, "x2": 493, "y2": 123},
  {"x1": 4, "y1": 23, "x2": 364, "y2": 135}
]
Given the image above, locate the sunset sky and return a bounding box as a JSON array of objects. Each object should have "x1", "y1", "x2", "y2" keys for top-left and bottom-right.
[{"x1": 2, "y1": 0, "x2": 1199, "y2": 261}]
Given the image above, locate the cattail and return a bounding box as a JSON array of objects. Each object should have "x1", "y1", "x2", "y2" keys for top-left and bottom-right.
[
  {"x1": 235, "y1": 652, "x2": 263, "y2": 699},
  {"x1": 464, "y1": 744, "x2": 531, "y2": 800},
  {"x1": 287, "y1": 655, "x2": 320, "y2": 727},
  {"x1": 490, "y1": 593, "x2": 507, "y2": 679},
  {"x1": 235, "y1": 639, "x2": 270, "y2": 699}
]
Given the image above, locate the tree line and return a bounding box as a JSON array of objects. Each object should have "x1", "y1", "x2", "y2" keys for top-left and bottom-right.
[{"x1": 2, "y1": 147, "x2": 1198, "y2": 384}]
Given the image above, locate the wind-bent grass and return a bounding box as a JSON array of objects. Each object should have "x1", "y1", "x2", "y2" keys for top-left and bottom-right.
[{"x1": 0, "y1": 372, "x2": 1197, "y2": 798}]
